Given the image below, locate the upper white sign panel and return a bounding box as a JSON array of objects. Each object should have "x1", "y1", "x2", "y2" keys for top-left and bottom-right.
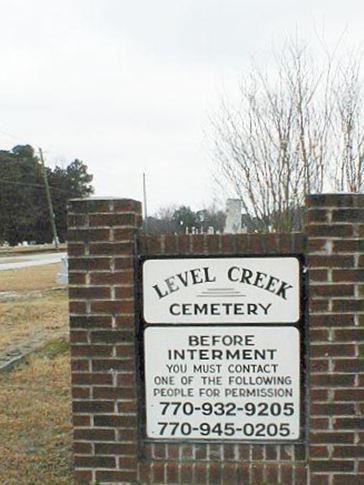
[{"x1": 142, "y1": 257, "x2": 301, "y2": 324}]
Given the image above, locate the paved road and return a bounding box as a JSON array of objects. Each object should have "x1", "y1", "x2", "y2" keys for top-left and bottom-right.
[{"x1": 0, "y1": 252, "x2": 67, "y2": 271}]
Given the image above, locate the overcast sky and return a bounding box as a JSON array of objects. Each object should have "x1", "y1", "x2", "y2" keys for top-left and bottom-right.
[{"x1": 0, "y1": 0, "x2": 363, "y2": 213}]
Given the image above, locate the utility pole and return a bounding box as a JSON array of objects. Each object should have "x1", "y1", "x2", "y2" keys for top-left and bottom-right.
[
  {"x1": 38, "y1": 147, "x2": 59, "y2": 250},
  {"x1": 143, "y1": 172, "x2": 148, "y2": 233}
]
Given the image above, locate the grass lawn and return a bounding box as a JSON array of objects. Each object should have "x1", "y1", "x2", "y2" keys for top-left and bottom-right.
[
  {"x1": 0, "y1": 340, "x2": 73, "y2": 484},
  {"x1": 0, "y1": 264, "x2": 73, "y2": 483},
  {"x1": 0, "y1": 291, "x2": 68, "y2": 355},
  {"x1": 0, "y1": 263, "x2": 62, "y2": 293}
]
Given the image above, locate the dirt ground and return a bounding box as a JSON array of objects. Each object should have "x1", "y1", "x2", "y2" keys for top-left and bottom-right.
[{"x1": 0, "y1": 342, "x2": 73, "y2": 484}]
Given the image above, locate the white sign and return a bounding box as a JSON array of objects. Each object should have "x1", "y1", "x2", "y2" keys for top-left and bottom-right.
[
  {"x1": 143, "y1": 257, "x2": 300, "y2": 324},
  {"x1": 144, "y1": 326, "x2": 300, "y2": 440}
]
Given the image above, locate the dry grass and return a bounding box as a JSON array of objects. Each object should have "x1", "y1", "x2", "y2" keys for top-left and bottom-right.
[
  {"x1": 0, "y1": 264, "x2": 62, "y2": 293},
  {"x1": 0, "y1": 341, "x2": 73, "y2": 484},
  {"x1": 0, "y1": 291, "x2": 68, "y2": 355}
]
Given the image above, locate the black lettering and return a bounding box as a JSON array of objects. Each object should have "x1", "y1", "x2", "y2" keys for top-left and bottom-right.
[{"x1": 276, "y1": 281, "x2": 293, "y2": 300}]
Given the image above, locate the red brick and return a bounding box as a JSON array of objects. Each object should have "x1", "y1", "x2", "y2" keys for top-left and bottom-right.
[
  {"x1": 71, "y1": 372, "x2": 112, "y2": 385},
  {"x1": 69, "y1": 301, "x2": 86, "y2": 313},
  {"x1": 333, "y1": 476, "x2": 364, "y2": 485},
  {"x1": 334, "y1": 329, "x2": 364, "y2": 341},
  {"x1": 92, "y1": 358, "x2": 133, "y2": 372},
  {"x1": 73, "y1": 415, "x2": 91, "y2": 427},
  {"x1": 206, "y1": 234, "x2": 221, "y2": 252},
  {"x1": 96, "y1": 470, "x2": 137, "y2": 482},
  {"x1": 89, "y1": 213, "x2": 137, "y2": 227},
  {"x1": 95, "y1": 443, "x2": 137, "y2": 455},
  {"x1": 311, "y1": 417, "x2": 330, "y2": 429},
  {"x1": 333, "y1": 269, "x2": 364, "y2": 282},
  {"x1": 72, "y1": 345, "x2": 112, "y2": 357},
  {"x1": 118, "y1": 456, "x2": 137, "y2": 469},
  {"x1": 180, "y1": 463, "x2": 193, "y2": 484},
  {"x1": 309, "y1": 314, "x2": 354, "y2": 327},
  {"x1": 310, "y1": 344, "x2": 355, "y2": 358},
  {"x1": 90, "y1": 271, "x2": 133, "y2": 285},
  {"x1": 114, "y1": 257, "x2": 134, "y2": 270},
  {"x1": 115, "y1": 286, "x2": 134, "y2": 299},
  {"x1": 68, "y1": 214, "x2": 87, "y2": 227},
  {"x1": 334, "y1": 239, "x2": 364, "y2": 252},
  {"x1": 265, "y1": 464, "x2": 279, "y2": 482},
  {"x1": 333, "y1": 360, "x2": 364, "y2": 373},
  {"x1": 311, "y1": 374, "x2": 356, "y2": 387},
  {"x1": 72, "y1": 400, "x2": 114, "y2": 413},
  {"x1": 191, "y1": 234, "x2": 205, "y2": 254},
  {"x1": 113, "y1": 199, "x2": 141, "y2": 213},
  {"x1": 221, "y1": 234, "x2": 235, "y2": 253},
  {"x1": 69, "y1": 330, "x2": 88, "y2": 343},
  {"x1": 311, "y1": 403, "x2": 355, "y2": 416},
  {"x1": 195, "y1": 463, "x2": 207, "y2": 483},
  {"x1": 333, "y1": 299, "x2": 364, "y2": 312},
  {"x1": 94, "y1": 415, "x2": 137, "y2": 428},
  {"x1": 308, "y1": 238, "x2": 329, "y2": 253},
  {"x1": 311, "y1": 460, "x2": 354, "y2": 472},
  {"x1": 67, "y1": 243, "x2": 86, "y2": 256},
  {"x1": 334, "y1": 418, "x2": 364, "y2": 429},
  {"x1": 309, "y1": 269, "x2": 329, "y2": 281},
  {"x1": 73, "y1": 441, "x2": 92, "y2": 454},
  {"x1": 74, "y1": 455, "x2": 116, "y2": 468},
  {"x1": 332, "y1": 208, "x2": 364, "y2": 222},
  {"x1": 117, "y1": 428, "x2": 138, "y2": 442},
  {"x1": 307, "y1": 194, "x2": 354, "y2": 208},
  {"x1": 72, "y1": 387, "x2": 91, "y2": 399},
  {"x1": 309, "y1": 255, "x2": 354, "y2": 267},
  {"x1": 70, "y1": 315, "x2": 112, "y2": 329},
  {"x1": 165, "y1": 463, "x2": 178, "y2": 483},
  {"x1": 209, "y1": 463, "x2": 222, "y2": 483},
  {"x1": 308, "y1": 224, "x2": 353, "y2": 238},
  {"x1": 307, "y1": 209, "x2": 329, "y2": 223},
  {"x1": 113, "y1": 227, "x2": 138, "y2": 240},
  {"x1": 90, "y1": 300, "x2": 134, "y2": 314},
  {"x1": 333, "y1": 446, "x2": 364, "y2": 458},
  {"x1": 69, "y1": 286, "x2": 110, "y2": 299},
  {"x1": 89, "y1": 241, "x2": 134, "y2": 255},
  {"x1": 310, "y1": 284, "x2": 354, "y2": 297},
  {"x1": 335, "y1": 389, "x2": 364, "y2": 401},
  {"x1": 74, "y1": 470, "x2": 92, "y2": 483},
  {"x1": 68, "y1": 272, "x2": 86, "y2": 285},
  {"x1": 310, "y1": 432, "x2": 354, "y2": 444},
  {"x1": 90, "y1": 330, "x2": 133, "y2": 344},
  {"x1": 71, "y1": 359, "x2": 89, "y2": 372},
  {"x1": 117, "y1": 400, "x2": 137, "y2": 414},
  {"x1": 93, "y1": 386, "x2": 134, "y2": 400},
  {"x1": 309, "y1": 446, "x2": 330, "y2": 458},
  {"x1": 310, "y1": 299, "x2": 329, "y2": 312},
  {"x1": 68, "y1": 228, "x2": 110, "y2": 242},
  {"x1": 73, "y1": 428, "x2": 115, "y2": 441}
]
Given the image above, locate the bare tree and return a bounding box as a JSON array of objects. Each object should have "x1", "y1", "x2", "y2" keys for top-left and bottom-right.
[{"x1": 210, "y1": 39, "x2": 364, "y2": 232}]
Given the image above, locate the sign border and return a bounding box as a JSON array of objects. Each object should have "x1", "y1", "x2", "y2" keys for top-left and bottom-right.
[
  {"x1": 135, "y1": 253, "x2": 308, "y2": 445},
  {"x1": 143, "y1": 324, "x2": 302, "y2": 442},
  {"x1": 140, "y1": 254, "x2": 305, "y2": 325}
]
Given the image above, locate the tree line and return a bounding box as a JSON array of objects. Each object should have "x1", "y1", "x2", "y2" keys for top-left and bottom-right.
[
  {"x1": 0, "y1": 145, "x2": 93, "y2": 245},
  {"x1": 145, "y1": 204, "x2": 226, "y2": 235}
]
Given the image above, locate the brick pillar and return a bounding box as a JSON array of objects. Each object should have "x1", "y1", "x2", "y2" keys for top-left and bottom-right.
[
  {"x1": 307, "y1": 194, "x2": 364, "y2": 485},
  {"x1": 68, "y1": 198, "x2": 142, "y2": 484}
]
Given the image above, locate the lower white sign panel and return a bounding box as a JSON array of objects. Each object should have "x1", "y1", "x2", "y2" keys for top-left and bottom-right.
[{"x1": 144, "y1": 326, "x2": 300, "y2": 440}]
